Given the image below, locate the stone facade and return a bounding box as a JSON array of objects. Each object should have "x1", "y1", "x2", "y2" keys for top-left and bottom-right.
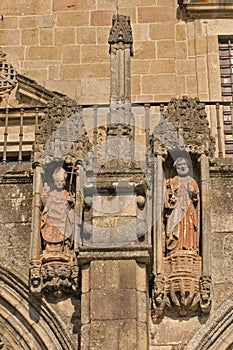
[{"x1": 0, "y1": 1, "x2": 233, "y2": 350}]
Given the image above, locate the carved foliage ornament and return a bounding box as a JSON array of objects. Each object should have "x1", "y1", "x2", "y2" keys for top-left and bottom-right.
[
  {"x1": 152, "y1": 97, "x2": 215, "y2": 157},
  {"x1": 32, "y1": 96, "x2": 91, "y2": 166}
]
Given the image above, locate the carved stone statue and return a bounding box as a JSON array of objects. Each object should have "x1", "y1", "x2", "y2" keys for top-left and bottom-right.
[
  {"x1": 41, "y1": 167, "x2": 75, "y2": 253},
  {"x1": 164, "y1": 157, "x2": 200, "y2": 253}
]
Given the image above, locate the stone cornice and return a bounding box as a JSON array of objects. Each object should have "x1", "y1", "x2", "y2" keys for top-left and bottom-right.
[{"x1": 179, "y1": 1, "x2": 233, "y2": 19}]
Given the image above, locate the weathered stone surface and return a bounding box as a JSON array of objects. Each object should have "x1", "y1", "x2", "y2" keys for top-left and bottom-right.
[{"x1": 90, "y1": 289, "x2": 137, "y2": 320}]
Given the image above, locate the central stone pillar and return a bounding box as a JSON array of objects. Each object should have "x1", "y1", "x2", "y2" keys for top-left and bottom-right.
[
  {"x1": 79, "y1": 248, "x2": 150, "y2": 350},
  {"x1": 78, "y1": 15, "x2": 150, "y2": 349}
]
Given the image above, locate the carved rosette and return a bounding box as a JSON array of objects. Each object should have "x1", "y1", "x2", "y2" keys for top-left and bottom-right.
[{"x1": 151, "y1": 96, "x2": 215, "y2": 157}]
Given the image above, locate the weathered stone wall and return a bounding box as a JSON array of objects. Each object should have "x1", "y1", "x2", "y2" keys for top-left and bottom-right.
[
  {"x1": 0, "y1": 0, "x2": 229, "y2": 106},
  {"x1": 0, "y1": 178, "x2": 32, "y2": 279}
]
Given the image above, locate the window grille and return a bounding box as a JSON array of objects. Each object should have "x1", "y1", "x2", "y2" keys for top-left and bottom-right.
[{"x1": 219, "y1": 37, "x2": 233, "y2": 156}]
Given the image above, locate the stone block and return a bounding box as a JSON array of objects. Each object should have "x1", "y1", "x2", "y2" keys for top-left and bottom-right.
[
  {"x1": 118, "y1": 320, "x2": 137, "y2": 350},
  {"x1": 61, "y1": 63, "x2": 109, "y2": 79},
  {"x1": 118, "y1": 0, "x2": 155, "y2": 4},
  {"x1": 2, "y1": 47, "x2": 25, "y2": 61},
  {"x1": 157, "y1": 41, "x2": 175, "y2": 59},
  {"x1": 213, "y1": 283, "x2": 233, "y2": 308},
  {"x1": 45, "y1": 79, "x2": 79, "y2": 100},
  {"x1": 138, "y1": 6, "x2": 175, "y2": 23},
  {"x1": 21, "y1": 29, "x2": 39, "y2": 46},
  {"x1": 26, "y1": 46, "x2": 61, "y2": 60},
  {"x1": 90, "y1": 10, "x2": 115, "y2": 26},
  {"x1": 52, "y1": 0, "x2": 77, "y2": 11},
  {"x1": 119, "y1": 260, "x2": 136, "y2": 289},
  {"x1": 142, "y1": 75, "x2": 175, "y2": 95},
  {"x1": 19, "y1": 15, "x2": 55, "y2": 29},
  {"x1": 150, "y1": 315, "x2": 200, "y2": 346},
  {"x1": 175, "y1": 24, "x2": 187, "y2": 41},
  {"x1": 81, "y1": 292, "x2": 90, "y2": 325},
  {"x1": 97, "y1": 0, "x2": 117, "y2": 9},
  {"x1": 150, "y1": 60, "x2": 175, "y2": 74},
  {"x1": 134, "y1": 42, "x2": 156, "y2": 60},
  {"x1": 76, "y1": 27, "x2": 96, "y2": 44},
  {"x1": 175, "y1": 76, "x2": 186, "y2": 95},
  {"x1": 195, "y1": 37, "x2": 207, "y2": 55},
  {"x1": 149, "y1": 23, "x2": 174, "y2": 40},
  {"x1": 175, "y1": 42, "x2": 187, "y2": 59},
  {"x1": 132, "y1": 60, "x2": 153, "y2": 74},
  {"x1": 136, "y1": 291, "x2": 148, "y2": 323},
  {"x1": 187, "y1": 75, "x2": 198, "y2": 95},
  {"x1": 56, "y1": 11, "x2": 89, "y2": 27},
  {"x1": 39, "y1": 28, "x2": 54, "y2": 46},
  {"x1": 48, "y1": 65, "x2": 60, "y2": 80},
  {"x1": 20, "y1": 68, "x2": 48, "y2": 82},
  {"x1": 0, "y1": 222, "x2": 30, "y2": 276},
  {"x1": 0, "y1": 0, "x2": 51, "y2": 15},
  {"x1": 53, "y1": 0, "x2": 95, "y2": 11},
  {"x1": 0, "y1": 16, "x2": 18, "y2": 29},
  {"x1": 105, "y1": 261, "x2": 120, "y2": 289},
  {"x1": 81, "y1": 324, "x2": 90, "y2": 350},
  {"x1": 137, "y1": 323, "x2": 148, "y2": 350},
  {"x1": 131, "y1": 75, "x2": 141, "y2": 96},
  {"x1": 90, "y1": 289, "x2": 137, "y2": 320},
  {"x1": 54, "y1": 27, "x2": 75, "y2": 45},
  {"x1": 80, "y1": 78, "x2": 110, "y2": 104},
  {"x1": 207, "y1": 35, "x2": 218, "y2": 53},
  {"x1": 188, "y1": 39, "x2": 195, "y2": 57},
  {"x1": 82, "y1": 264, "x2": 90, "y2": 293},
  {"x1": 115, "y1": 7, "x2": 136, "y2": 23},
  {"x1": 157, "y1": 0, "x2": 174, "y2": 4},
  {"x1": 176, "y1": 59, "x2": 196, "y2": 75},
  {"x1": 136, "y1": 262, "x2": 147, "y2": 292},
  {"x1": 196, "y1": 57, "x2": 208, "y2": 94},
  {"x1": 62, "y1": 47, "x2": 81, "y2": 64},
  {"x1": 97, "y1": 27, "x2": 110, "y2": 44},
  {"x1": 81, "y1": 45, "x2": 109, "y2": 64},
  {"x1": 0, "y1": 29, "x2": 20, "y2": 46},
  {"x1": 132, "y1": 24, "x2": 149, "y2": 42},
  {"x1": 90, "y1": 260, "x2": 106, "y2": 290},
  {"x1": 90, "y1": 321, "x2": 119, "y2": 350}
]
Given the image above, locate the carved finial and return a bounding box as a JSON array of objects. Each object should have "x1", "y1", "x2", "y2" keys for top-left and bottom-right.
[{"x1": 108, "y1": 14, "x2": 133, "y2": 55}]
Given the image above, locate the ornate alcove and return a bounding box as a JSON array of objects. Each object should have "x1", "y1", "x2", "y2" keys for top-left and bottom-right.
[
  {"x1": 151, "y1": 96, "x2": 215, "y2": 317},
  {"x1": 29, "y1": 96, "x2": 92, "y2": 295}
]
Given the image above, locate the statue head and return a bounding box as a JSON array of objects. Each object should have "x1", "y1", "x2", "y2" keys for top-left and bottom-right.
[
  {"x1": 52, "y1": 167, "x2": 67, "y2": 190},
  {"x1": 174, "y1": 157, "x2": 190, "y2": 177}
]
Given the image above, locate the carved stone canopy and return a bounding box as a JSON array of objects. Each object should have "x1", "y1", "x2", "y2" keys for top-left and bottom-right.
[
  {"x1": 32, "y1": 96, "x2": 91, "y2": 166},
  {"x1": 108, "y1": 14, "x2": 133, "y2": 55},
  {"x1": 152, "y1": 96, "x2": 215, "y2": 157}
]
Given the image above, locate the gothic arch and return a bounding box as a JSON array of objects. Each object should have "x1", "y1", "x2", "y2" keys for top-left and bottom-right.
[
  {"x1": 0, "y1": 266, "x2": 74, "y2": 350},
  {"x1": 187, "y1": 297, "x2": 233, "y2": 350}
]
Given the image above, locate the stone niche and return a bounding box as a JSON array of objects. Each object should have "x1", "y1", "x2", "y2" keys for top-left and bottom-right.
[{"x1": 151, "y1": 97, "x2": 214, "y2": 317}]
